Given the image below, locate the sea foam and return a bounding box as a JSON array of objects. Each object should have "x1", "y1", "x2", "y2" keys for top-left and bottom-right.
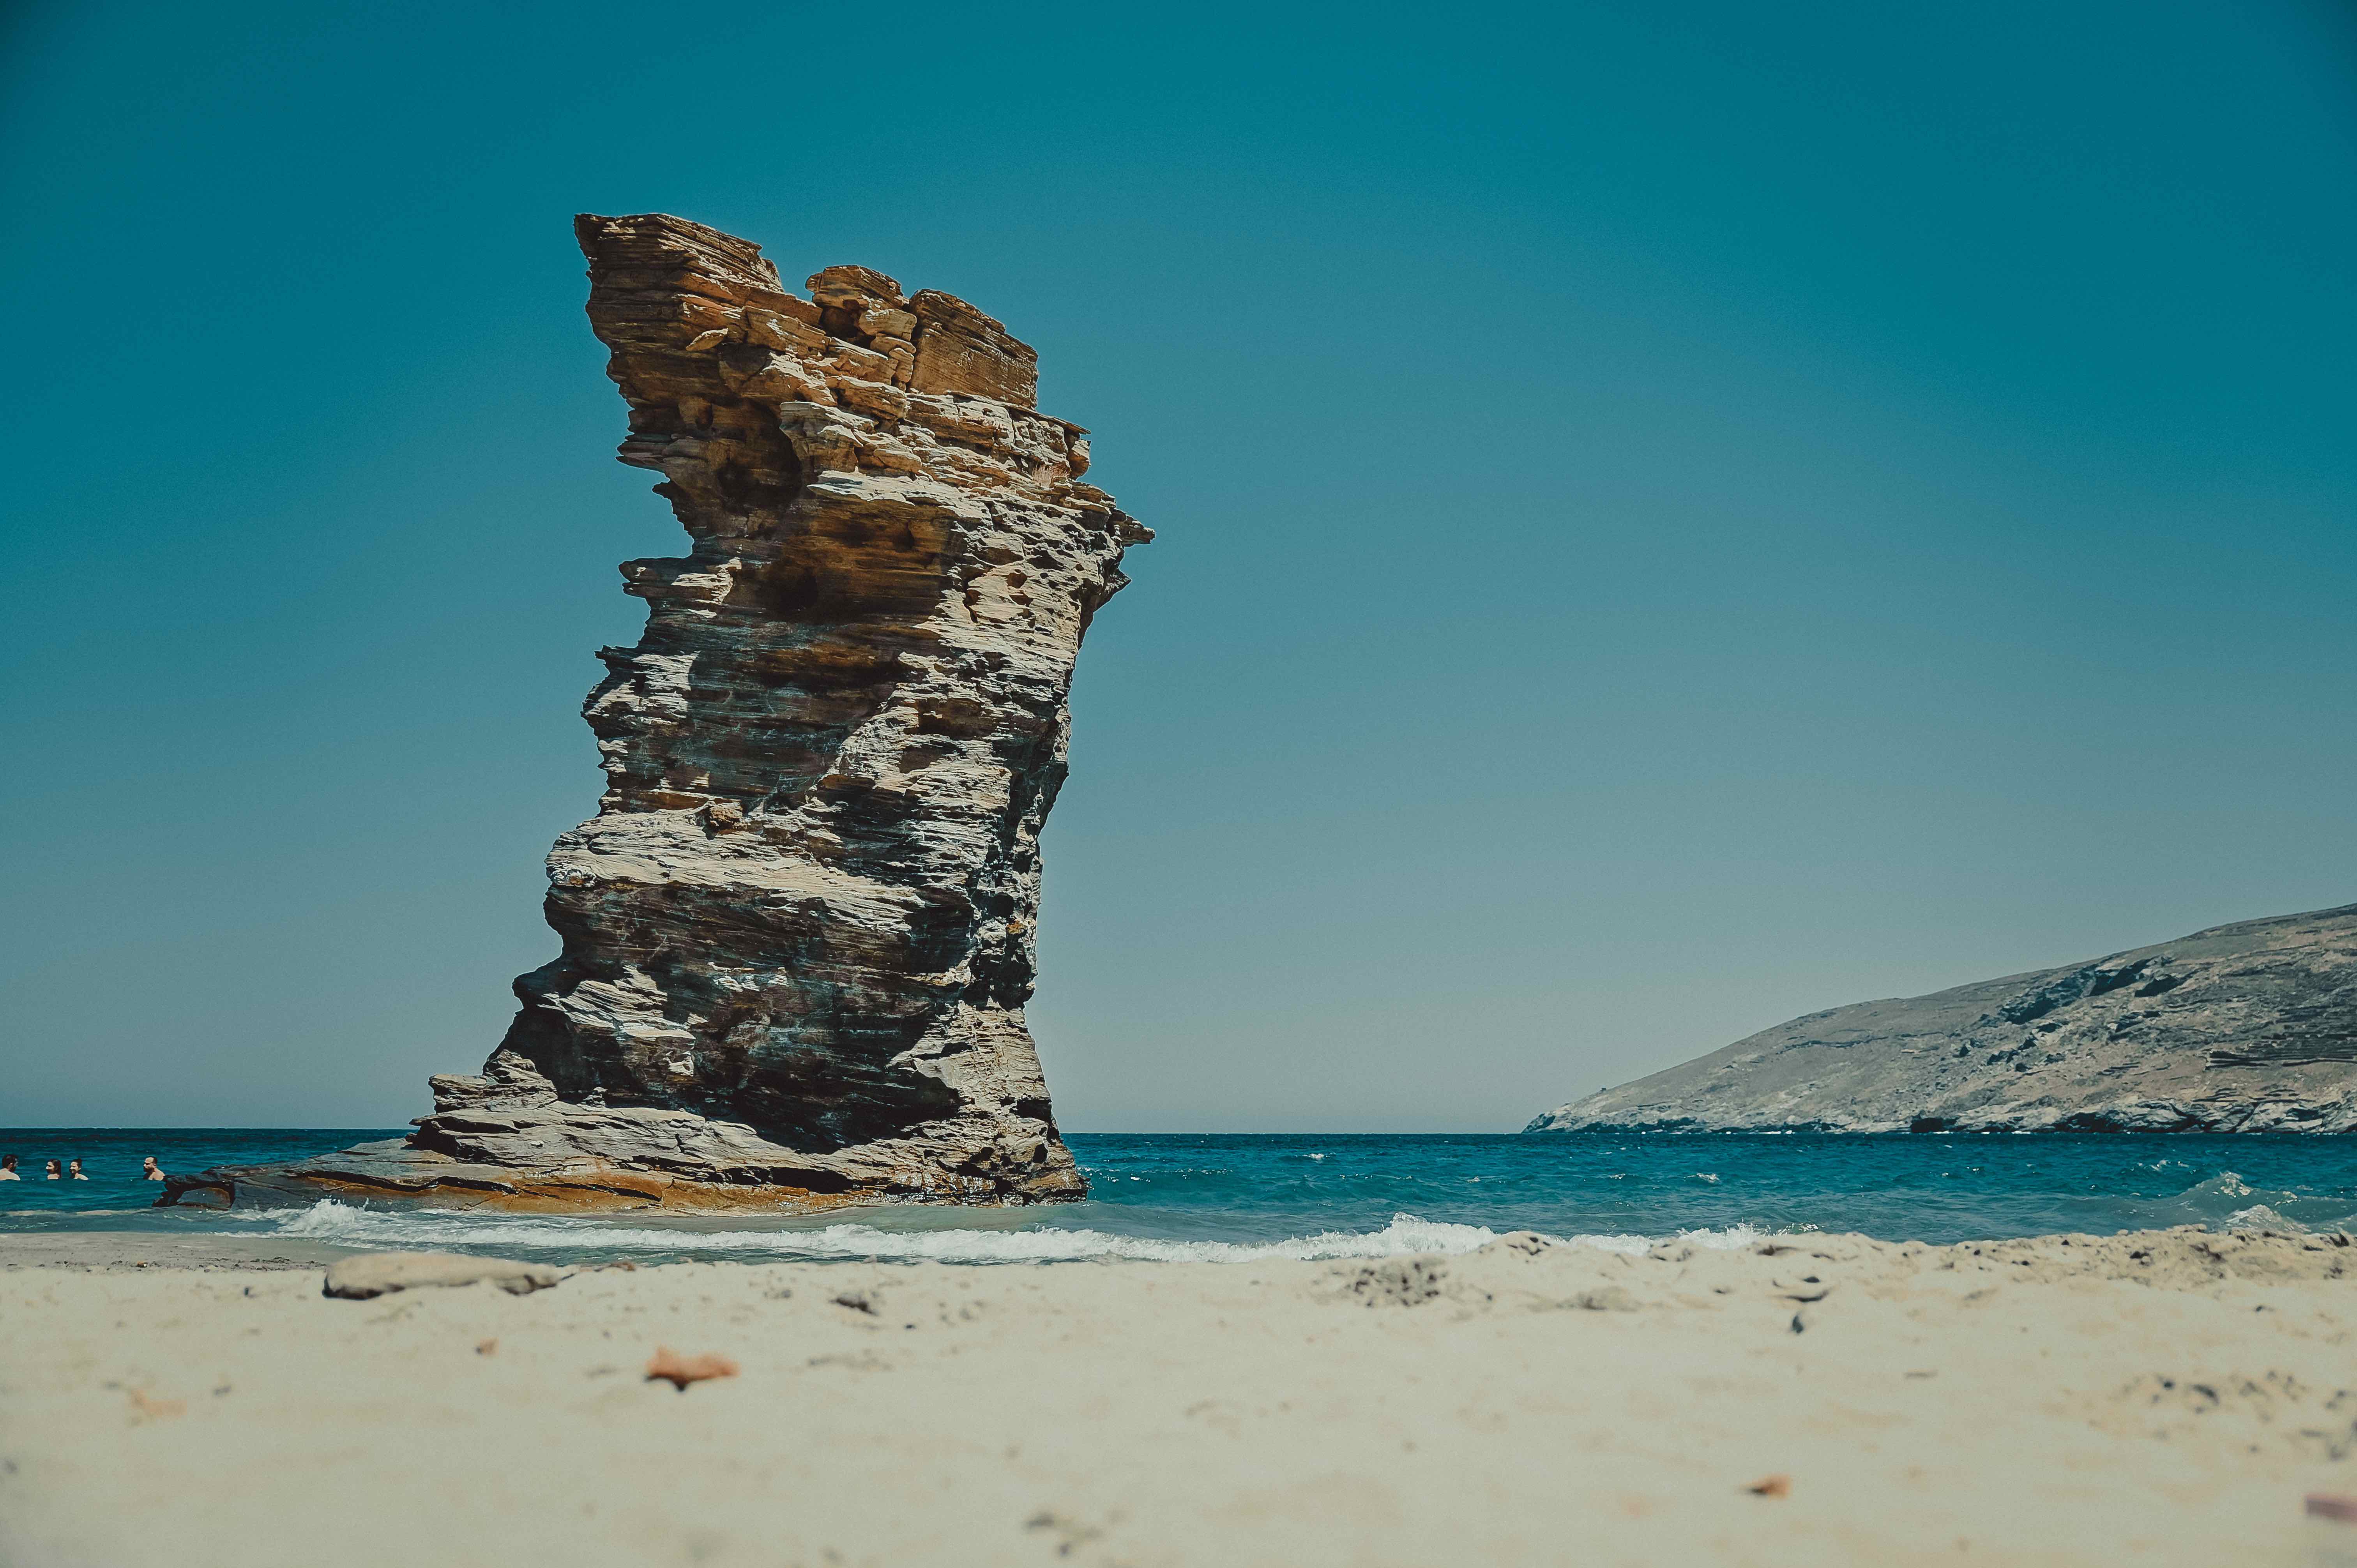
[{"x1": 252, "y1": 1201, "x2": 1767, "y2": 1265}]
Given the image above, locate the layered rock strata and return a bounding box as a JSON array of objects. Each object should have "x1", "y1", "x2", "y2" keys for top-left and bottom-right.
[
  {"x1": 1527, "y1": 903, "x2": 2357, "y2": 1135},
  {"x1": 166, "y1": 214, "x2": 1147, "y2": 1213}
]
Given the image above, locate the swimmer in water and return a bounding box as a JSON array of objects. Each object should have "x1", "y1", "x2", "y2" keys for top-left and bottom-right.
[
  {"x1": 68, "y1": 1158, "x2": 88, "y2": 1181},
  {"x1": 43, "y1": 1160, "x2": 61, "y2": 1180},
  {"x1": 143, "y1": 1157, "x2": 165, "y2": 1181},
  {"x1": 0, "y1": 1155, "x2": 18, "y2": 1180}
]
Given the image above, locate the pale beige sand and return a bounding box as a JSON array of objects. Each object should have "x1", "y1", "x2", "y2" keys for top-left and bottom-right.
[{"x1": 3, "y1": 1227, "x2": 2353, "y2": 1567}]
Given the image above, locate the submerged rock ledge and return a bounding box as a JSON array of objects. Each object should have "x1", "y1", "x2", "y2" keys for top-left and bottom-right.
[
  {"x1": 1528, "y1": 902, "x2": 2357, "y2": 1136},
  {"x1": 166, "y1": 215, "x2": 1148, "y2": 1214}
]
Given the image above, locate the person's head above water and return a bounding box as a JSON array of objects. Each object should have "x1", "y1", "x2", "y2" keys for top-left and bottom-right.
[
  {"x1": 43, "y1": 1160, "x2": 60, "y2": 1178},
  {"x1": 67, "y1": 1158, "x2": 86, "y2": 1179}
]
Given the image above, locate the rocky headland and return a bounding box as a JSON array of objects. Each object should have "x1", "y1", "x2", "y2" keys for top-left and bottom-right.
[
  {"x1": 164, "y1": 214, "x2": 1148, "y2": 1213},
  {"x1": 1528, "y1": 902, "x2": 2357, "y2": 1135}
]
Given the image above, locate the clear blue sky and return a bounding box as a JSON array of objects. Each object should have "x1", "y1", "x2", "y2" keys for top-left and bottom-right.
[{"x1": 3, "y1": 0, "x2": 2352, "y2": 1131}]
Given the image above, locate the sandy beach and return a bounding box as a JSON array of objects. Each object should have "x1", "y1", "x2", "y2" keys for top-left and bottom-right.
[{"x1": 3, "y1": 1227, "x2": 2353, "y2": 1567}]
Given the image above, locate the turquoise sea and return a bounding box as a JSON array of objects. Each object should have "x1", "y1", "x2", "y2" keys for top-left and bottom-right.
[{"x1": 5, "y1": 1129, "x2": 2355, "y2": 1264}]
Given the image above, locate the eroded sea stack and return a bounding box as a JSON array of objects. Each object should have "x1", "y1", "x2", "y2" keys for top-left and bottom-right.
[{"x1": 166, "y1": 214, "x2": 1148, "y2": 1212}]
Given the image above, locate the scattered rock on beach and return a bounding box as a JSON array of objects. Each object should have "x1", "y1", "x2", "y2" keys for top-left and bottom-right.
[
  {"x1": 125, "y1": 1389, "x2": 184, "y2": 1423},
  {"x1": 645, "y1": 1347, "x2": 739, "y2": 1391},
  {"x1": 1490, "y1": 1231, "x2": 1556, "y2": 1257},
  {"x1": 322, "y1": 1252, "x2": 564, "y2": 1300},
  {"x1": 1337, "y1": 1258, "x2": 1447, "y2": 1307},
  {"x1": 1572, "y1": 1286, "x2": 1641, "y2": 1312},
  {"x1": 2095, "y1": 1370, "x2": 2357, "y2": 1459}
]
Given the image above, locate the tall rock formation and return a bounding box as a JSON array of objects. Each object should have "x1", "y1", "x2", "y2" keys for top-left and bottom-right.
[
  {"x1": 165, "y1": 215, "x2": 1148, "y2": 1212},
  {"x1": 1527, "y1": 903, "x2": 2357, "y2": 1135}
]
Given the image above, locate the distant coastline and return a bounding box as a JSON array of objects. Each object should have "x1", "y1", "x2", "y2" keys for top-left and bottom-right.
[{"x1": 1529, "y1": 902, "x2": 2357, "y2": 1136}]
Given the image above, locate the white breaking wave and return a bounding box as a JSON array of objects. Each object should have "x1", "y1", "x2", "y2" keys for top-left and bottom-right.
[
  {"x1": 248, "y1": 1202, "x2": 1769, "y2": 1265},
  {"x1": 2180, "y1": 1173, "x2": 2316, "y2": 1234}
]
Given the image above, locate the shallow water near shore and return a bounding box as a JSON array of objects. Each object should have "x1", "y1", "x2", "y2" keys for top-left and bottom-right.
[{"x1": 5, "y1": 1129, "x2": 2356, "y2": 1264}]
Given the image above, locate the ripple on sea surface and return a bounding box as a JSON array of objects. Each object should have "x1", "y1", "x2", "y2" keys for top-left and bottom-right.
[{"x1": 5, "y1": 1130, "x2": 2356, "y2": 1263}]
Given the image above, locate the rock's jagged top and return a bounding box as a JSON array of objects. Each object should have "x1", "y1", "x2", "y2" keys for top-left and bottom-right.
[
  {"x1": 1527, "y1": 902, "x2": 2357, "y2": 1135},
  {"x1": 164, "y1": 214, "x2": 1147, "y2": 1213}
]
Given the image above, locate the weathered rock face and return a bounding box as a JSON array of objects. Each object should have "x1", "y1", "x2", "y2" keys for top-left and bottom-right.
[
  {"x1": 165, "y1": 214, "x2": 1146, "y2": 1213},
  {"x1": 1527, "y1": 903, "x2": 2357, "y2": 1135}
]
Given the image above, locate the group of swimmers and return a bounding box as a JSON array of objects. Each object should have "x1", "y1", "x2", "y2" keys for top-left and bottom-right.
[{"x1": 0, "y1": 1155, "x2": 164, "y2": 1181}]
